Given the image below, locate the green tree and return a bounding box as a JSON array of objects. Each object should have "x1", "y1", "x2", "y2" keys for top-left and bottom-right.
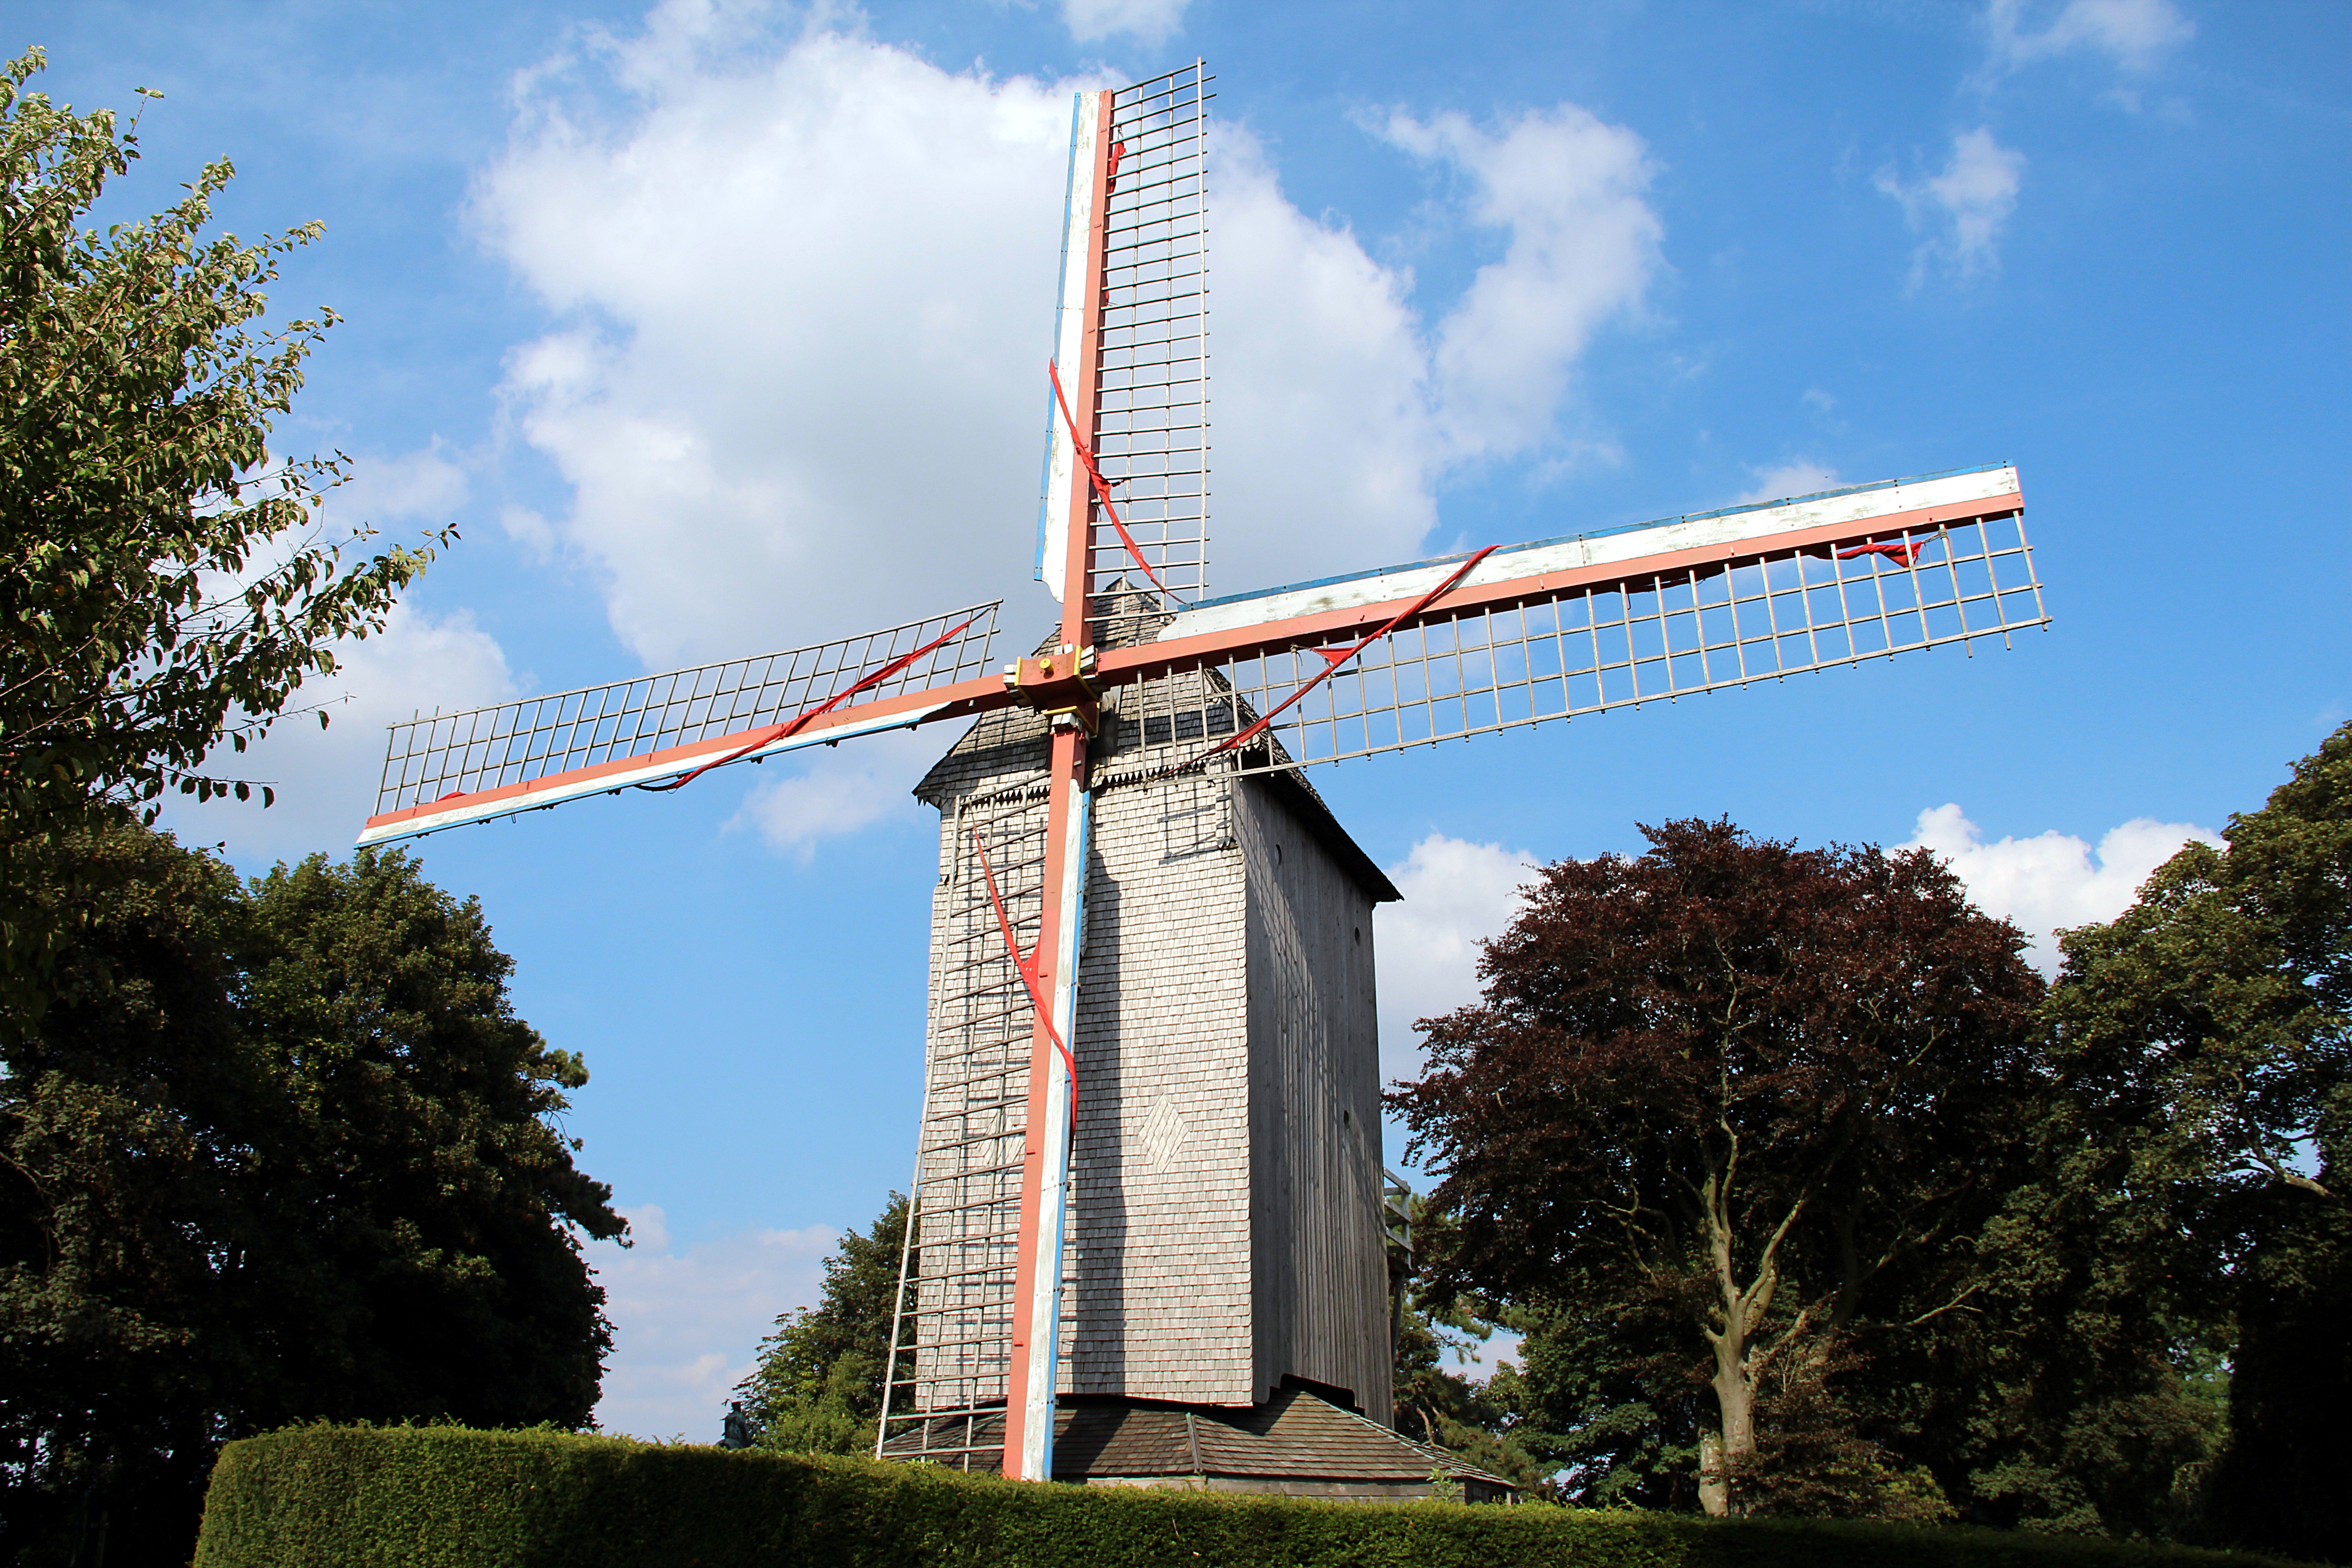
[
  {"x1": 1501, "y1": 1272, "x2": 1713, "y2": 1511},
  {"x1": 1389, "y1": 1282, "x2": 1552, "y2": 1491},
  {"x1": 1, "y1": 48, "x2": 432, "y2": 1004},
  {"x1": 1392, "y1": 819, "x2": 2043, "y2": 1519},
  {"x1": 738, "y1": 1194, "x2": 909, "y2": 1456},
  {"x1": 0, "y1": 823, "x2": 624, "y2": 1566},
  {"x1": 230, "y1": 846, "x2": 626, "y2": 1427},
  {"x1": 2208, "y1": 1166, "x2": 2348, "y2": 1561},
  {"x1": 2038, "y1": 721, "x2": 2350, "y2": 1556}
]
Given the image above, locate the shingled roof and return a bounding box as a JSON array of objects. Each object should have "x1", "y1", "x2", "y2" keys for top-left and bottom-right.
[{"x1": 882, "y1": 1386, "x2": 1517, "y2": 1500}]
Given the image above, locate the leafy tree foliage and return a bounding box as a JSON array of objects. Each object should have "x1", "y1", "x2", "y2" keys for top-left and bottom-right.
[
  {"x1": 738, "y1": 1195, "x2": 909, "y2": 1457},
  {"x1": 1392, "y1": 730, "x2": 2350, "y2": 1545},
  {"x1": 2045, "y1": 723, "x2": 2348, "y2": 1208},
  {"x1": 0, "y1": 822, "x2": 624, "y2": 1566},
  {"x1": 2042, "y1": 721, "x2": 2350, "y2": 1558},
  {"x1": 1392, "y1": 818, "x2": 2043, "y2": 1519},
  {"x1": 1, "y1": 49, "x2": 433, "y2": 1004},
  {"x1": 2207, "y1": 1166, "x2": 2348, "y2": 1562},
  {"x1": 1390, "y1": 1289, "x2": 1551, "y2": 1491}
]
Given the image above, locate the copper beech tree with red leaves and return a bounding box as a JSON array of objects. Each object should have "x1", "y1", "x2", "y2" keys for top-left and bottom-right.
[{"x1": 1391, "y1": 819, "x2": 2043, "y2": 1517}]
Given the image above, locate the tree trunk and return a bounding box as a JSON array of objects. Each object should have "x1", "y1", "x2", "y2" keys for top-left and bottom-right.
[
  {"x1": 1700, "y1": 1153, "x2": 1774, "y2": 1518},
  {"x1": 1707, "y1": 1321, "x2": 1758, "y2": 1516},
  {"x1": 1698, "y1": 1429, "x2": 1728, "y2": 1517}
]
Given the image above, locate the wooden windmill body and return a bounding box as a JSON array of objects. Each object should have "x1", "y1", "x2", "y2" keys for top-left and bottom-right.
[
  {"x1": 902, "y1": 664, "x2": 1398, "y2": 1458},
  {"x1": 359, "y1": 61, "x2": 2048, "y2": 1487}
]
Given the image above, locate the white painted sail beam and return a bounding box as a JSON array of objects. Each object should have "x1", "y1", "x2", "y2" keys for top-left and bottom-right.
[{"x1": 1159, "y1": 465, "x2": 2023, "y2": 645}]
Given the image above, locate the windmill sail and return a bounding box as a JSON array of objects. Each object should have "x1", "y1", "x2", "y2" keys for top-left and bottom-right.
[
  {"x1": 1038, "y1": 62, "x2": 1213, "y2": 638},
  {"x1": 359, "y1": 601, "x2": 1004, "y2": 844},
  {"x1": 1094, "y1": 464, "x2": 2042, "y2": 776}
]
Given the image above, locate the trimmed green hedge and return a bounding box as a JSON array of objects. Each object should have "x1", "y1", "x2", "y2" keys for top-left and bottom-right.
[{"x1": 195, "y1": 1425, "x2": 2300, "y2": 1568}]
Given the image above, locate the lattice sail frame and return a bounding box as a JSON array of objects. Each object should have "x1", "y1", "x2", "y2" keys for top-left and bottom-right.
[
  {"x1": 358, "y1": 603, "x2": 1001, "y2": 843},
  {"x1": 1040, "y1": 63, "x2": 1213, "y2": 644},
  {"x1": 1101, "y1": 466, "x2": 2046, "y2": 781}
]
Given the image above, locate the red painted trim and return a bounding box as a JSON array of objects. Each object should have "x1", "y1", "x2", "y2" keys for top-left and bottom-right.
[
  {"x1": 1050, "y1": 358, "x2": 1166, "y2": 596},
  {"x1": 639, "y1": 613, "x2": 980, "y2": 794},
  {"x1": 1009, "y1": 89, "x2": 1117, "y2": 1483},
  {"x1": 1098, "y1": 492, "x2": 2025, "y2": 679},
  {"x1": 969, "y1": 827, "x2": 1078, "y2": 1107},
  {"x1": 1058, "y1": 95, "x2": 1115, "y2": 653},
  {"x1": 1175, "y1": 545, "x2": 1499, "y2": 773},
  {"x1": 1003, "y1": 724, "x2": 1088, "y2": 1479}
]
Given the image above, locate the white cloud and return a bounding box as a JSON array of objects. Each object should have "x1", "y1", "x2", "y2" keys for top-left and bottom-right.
[
  {"x1": 166, "y1": 600, "x2": 519, "y2": 861},
  {"x1": 1987, "y1": 0, "x2": 2194, "y2": 75},
  {"x1": 1374, "y1": 834, "x2": 1537, "y2": 1083},
  {"x1": 1902, "y1": 802, "x2": 2223, "y2": 975},
  {"x1": 1205, "y1": 126, "x2": 1441, "y2": 594},
  {"x1": 1383, "y1": 106, "x2": 1661, "y2": 466},
  {"x1": 1876, "y1": 127, "x2": 2025, "y2": 287},
  {"x1": 332, "y1": 442, "x2": 470, "y2": 524},
  {"x1": 499, "y1": 502, "x2": 558, "y2": 562},
  {"x1": 1062, "y1": 0, "x2": 1191, "y2": 46},
  {"x1": 479, "y1": 23, "x2": 1091, "y2": 667},
  {"x1": 589, "y1": 1203, "x2": 838, "y2": 1441},
  {"x1": 476, "y1": 9, "x2": 1666, "y2": 679},
  {"x1": 725, "y1": 727, "x2": 937, "y2": 861},
  {"x1": 1739, "y1": 458, "x2": 1840, "y2": 505}
]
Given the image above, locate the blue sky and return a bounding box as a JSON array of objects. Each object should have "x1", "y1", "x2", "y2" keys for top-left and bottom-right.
[{"x1": 20, "y1": 0, "x2": 2346, "y2": 1436}]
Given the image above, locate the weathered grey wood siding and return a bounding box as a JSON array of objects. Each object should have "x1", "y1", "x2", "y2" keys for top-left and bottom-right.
[
  {"x1": 1067, "y1": 764, "x2": 1256, "y2": 1401},
  {"x1": 1236, "y1": 779, "x2": 1392, "y2": 1417}
]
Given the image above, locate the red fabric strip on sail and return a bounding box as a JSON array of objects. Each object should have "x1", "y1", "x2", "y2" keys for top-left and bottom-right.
[
  {"x1": 1174, "y1": 544, "x2": 1504, "y2": 775},
  {"x1": 969, "y1": 828, "x2": 1079, "y2": 1112},
  {"x1": 1049, "y1": 358, "x2": 1171, "y2": 597},
  {"x1": 1837, "y1": 537, "x2": 1934, "y2": 566},
  {"x1": 635, "y1": 615, "x2": 978, "y2": 794}
]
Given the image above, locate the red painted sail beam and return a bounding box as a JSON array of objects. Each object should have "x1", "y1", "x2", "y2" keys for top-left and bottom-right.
[
  {"x1": 1049, "y1": 358, "x2": 1169, "y2": 596},
  {"x1": 969, "y1": 828, "x2": 1080, "y2": 1112},
  {"x1": 636, "y1": 613, "x2": 982, "y2": 794},
  {"x1": 1167, "y1": 545, "x2": 1500, "y2": 775}
]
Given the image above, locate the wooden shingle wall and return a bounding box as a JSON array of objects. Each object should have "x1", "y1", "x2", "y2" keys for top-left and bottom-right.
[{"x1": 1068, "y1": 765, "x2": 1255, "y2": 1402}]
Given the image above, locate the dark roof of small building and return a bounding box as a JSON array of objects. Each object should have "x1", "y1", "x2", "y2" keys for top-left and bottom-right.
[{"x1": 882, "y1": 1387, "x2": 1514, "y2": 1490}]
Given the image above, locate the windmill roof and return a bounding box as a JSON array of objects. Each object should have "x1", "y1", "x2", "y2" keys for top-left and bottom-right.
[
  {"x1": 881, "y1": 1385, "x2": 1516, "y2": 1491},
  {"x1": 911, "y1": 637, "x2": 1400, "y2": 905}
]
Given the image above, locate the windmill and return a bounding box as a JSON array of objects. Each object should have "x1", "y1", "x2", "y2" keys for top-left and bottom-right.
[{"x1": 359, "y1": 62, "x2": 2045, "y2": 1486}]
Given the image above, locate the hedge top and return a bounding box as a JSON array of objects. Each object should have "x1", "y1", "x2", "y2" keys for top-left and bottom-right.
[{"x1": 196, "y1": 1424, "x2": 2319, "y2": 1568}]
